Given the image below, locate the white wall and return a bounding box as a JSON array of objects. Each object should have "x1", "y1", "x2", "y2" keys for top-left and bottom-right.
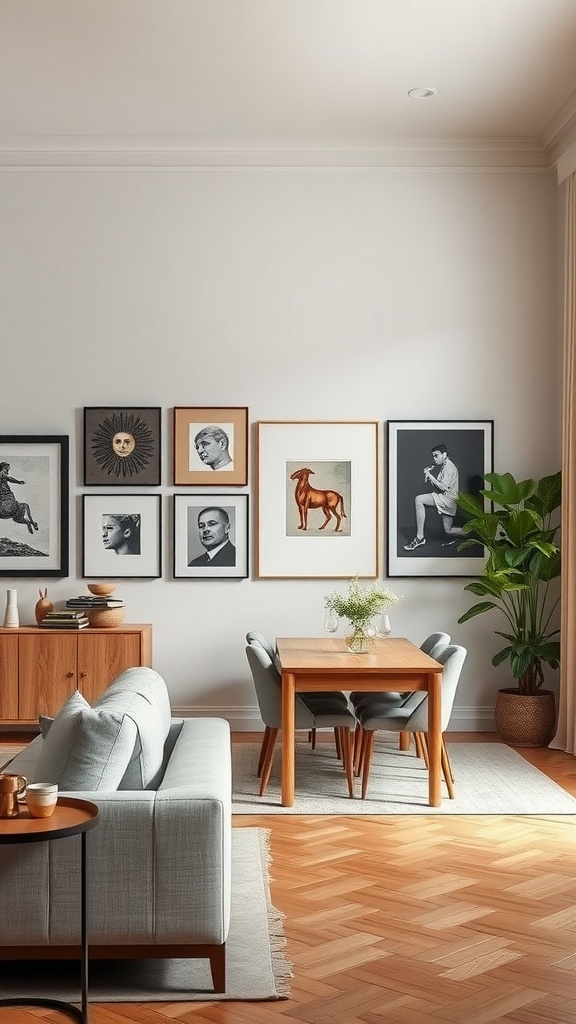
[{"x1": 0, "y1": 164, "x2": 561, "y2": 729}]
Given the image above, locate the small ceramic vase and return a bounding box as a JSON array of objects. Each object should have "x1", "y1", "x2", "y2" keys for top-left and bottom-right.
[
  {"x1": 35, "y1": 588, "x2": 54, "y2": 625},
  {"x1": 3, "y1": 589, "x2": 19, "y2": 628}
]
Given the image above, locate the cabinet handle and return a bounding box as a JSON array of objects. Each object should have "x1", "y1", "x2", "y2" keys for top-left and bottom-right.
[
  {"x1": 66, "y1": 671, "x2": 74, "y2": 678},
  {"x1": 80, "y1": 671, "x2": 87, "y2": 679}
]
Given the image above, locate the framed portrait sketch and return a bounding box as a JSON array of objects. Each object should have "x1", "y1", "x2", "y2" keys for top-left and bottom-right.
[
  {"x1": 84, "y1": 407, "x2": 161, "y2": 486},
  {"x1": 387, "y1": 419, "x2": 494, "y2": 578},
  {"x1": 173, "y1": 493, "x2": 249, "y2": 579},
  {"x1": 82, "y1": 494, "x2": 161, "y2": 579},
  {"x1": 257, "y1": 421, "x2": 379, "y2": 579},
  {"x1": 173, "y1": 407, "x2": 248, "y2": 486},
  {"x1": 0, "y1": 435, "x2": 69, "y2": 578}
]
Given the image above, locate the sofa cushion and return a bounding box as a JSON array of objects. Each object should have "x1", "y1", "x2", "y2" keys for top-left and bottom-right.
[
  {"x1": 93, "y1": 667, "x2": 172, "y2": 789},
  {"x1": 34, "y1": 690, "x2": 138, "y2": 790}
]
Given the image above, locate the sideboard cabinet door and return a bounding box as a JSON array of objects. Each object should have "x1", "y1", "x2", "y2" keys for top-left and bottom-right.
[
  {"x1": 18, "y1": 633, "x2": 78, "y2": 720},
  {"x1": 0, "y1": 633, "x2": 18, "y2": 721}
]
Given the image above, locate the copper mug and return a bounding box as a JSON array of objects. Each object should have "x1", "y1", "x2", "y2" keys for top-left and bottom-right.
[{"x1": 0, "y1": 773, "x2": 27, "y2": 818}]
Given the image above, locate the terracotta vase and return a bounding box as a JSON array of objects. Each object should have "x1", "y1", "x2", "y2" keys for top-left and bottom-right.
[{"x1": 35, "y1": 588, "x2": 54, "y2": 625}]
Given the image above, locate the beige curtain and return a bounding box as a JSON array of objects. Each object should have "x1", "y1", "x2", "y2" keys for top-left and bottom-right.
[{"x1": 551, "y1": 171, "x2": 576, "y2": 753}]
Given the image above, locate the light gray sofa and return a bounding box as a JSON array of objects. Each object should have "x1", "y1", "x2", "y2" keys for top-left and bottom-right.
[{"x1": 0, "y1": 668, "x2": 232, "y2": 992}]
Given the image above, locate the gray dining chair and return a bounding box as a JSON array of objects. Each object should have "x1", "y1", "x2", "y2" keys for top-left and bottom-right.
[
  {"x1": 245, "y1": 642, "x2": 356, "y2": 798},
  {"x1": 246, "y1": 631, "x2": 350, "y2": 749},
  {"x1": 354, "y1": 644, "x2": 467, "y2": 799}
]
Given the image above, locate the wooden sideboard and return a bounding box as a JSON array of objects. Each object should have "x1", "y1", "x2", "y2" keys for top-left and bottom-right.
[{"x1": 0, "y1": 624, "x2": 152, "y2": 725}]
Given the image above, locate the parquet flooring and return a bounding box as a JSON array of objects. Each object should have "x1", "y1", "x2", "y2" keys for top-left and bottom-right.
[{"x1": 1, "y1": 734, "x2": 575, "y2": 1023}]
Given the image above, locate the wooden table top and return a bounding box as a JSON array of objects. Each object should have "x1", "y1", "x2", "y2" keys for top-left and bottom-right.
[
  {"x1": 0, "y1": 796, "x2": 99, "y2": 844},
  {"x1": 276, "y1": 636, "x2": 442, "y2": 675}
]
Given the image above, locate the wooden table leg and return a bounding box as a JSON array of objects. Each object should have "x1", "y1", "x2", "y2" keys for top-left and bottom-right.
[
  {"x1": 427, "y1": 671, "x2": 442, "y2": 807},
  {"x1": 281, "y1": 671, "x2": 296, "y2": 807}
]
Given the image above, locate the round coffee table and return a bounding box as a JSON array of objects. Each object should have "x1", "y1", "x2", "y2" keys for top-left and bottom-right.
[{"x1": 0, "y1": 796, "x2": 99, "y2": 1023}]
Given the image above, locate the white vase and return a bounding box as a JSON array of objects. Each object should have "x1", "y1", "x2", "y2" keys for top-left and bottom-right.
[{"x1": 3, "y1": 589, "x2": 19, "y2": 628}]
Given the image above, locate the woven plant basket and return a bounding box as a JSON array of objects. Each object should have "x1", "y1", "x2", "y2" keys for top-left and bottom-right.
[{"x1": 494, "y1": 688, "x2": 557, "y2": 748}]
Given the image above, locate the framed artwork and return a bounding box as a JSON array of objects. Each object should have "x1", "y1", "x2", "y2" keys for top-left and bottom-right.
[
  {"x1": 0, "y1": 435, "x2": 69, "y2": 578},
  {"x1": 84, "y1": 407, "x2": 161, "y2": 486},
  {"x1": 82, "y1": 494, "x2": 162, "y2": 578},
  {"x1": 173, "y1": 493, "x2": 249, "y2": 579},
  {"x1": 257, "y1": 420, "x2": 379, "y2": 579},
  {"x1": 173, "y1": 407, "x2": 248, "y2": 486},
  {"x1": 387, "y1": 419, "x2": 494, "y2": 578}
]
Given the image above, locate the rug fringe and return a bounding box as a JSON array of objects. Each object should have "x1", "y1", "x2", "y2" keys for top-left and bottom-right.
[{"x1": 257, "y1": 828, "x2": 293, "y2": 997}]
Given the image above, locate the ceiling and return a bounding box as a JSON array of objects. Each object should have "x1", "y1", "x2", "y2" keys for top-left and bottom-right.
[{"x1": 2, "y1": 0, "x2": 576, "y2": 163}]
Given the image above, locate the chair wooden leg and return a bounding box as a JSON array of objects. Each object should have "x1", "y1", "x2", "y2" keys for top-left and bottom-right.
[
  {"x1": 257, "y1": 726, "x2": 271, "y2": 776},
  {"x1": 334, "y1": 727, "x2": 341, "y2": 760},
  {"x1": 418, "y1": 732, "x2": 430, "y2": 769},
  {"x1": 361, "y1": 730, "x2": 376, "y2": 799},
  {"x1": 441, "y1": 737, "x2": 455, "y2": 798},
  {"x1": 353, "y1": 723, "x2": 363, "y2": 775},
  {"x1": 398, "y1": 731, "x2": 410, "y2": 751},
  {"x1": 259, "y1": 727, "x2": 278, "y2": 796},
  {"x1": 310, "y1": 728, "x2": 317, "y2": 749},
  {"x1": 414, "y1": 732, "x2": 425, "y2": 760},
  {"x1": 340, "y1": 728, "x2": 355, "y2": 798}
]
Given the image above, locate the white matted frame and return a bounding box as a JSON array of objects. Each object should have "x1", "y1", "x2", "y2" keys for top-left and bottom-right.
[
  {"x1": 387, "y1": 419, "x2": 494, "y2": 578},
  {"x1": 82, "y1": 494, "x2": 161, "y2": 579},
  {"x1": 257, "y1": 420, "x2": 379, "y2": 579},
  {"x1": 173, "y1": 493, "x2": 249, "y2": 579}
]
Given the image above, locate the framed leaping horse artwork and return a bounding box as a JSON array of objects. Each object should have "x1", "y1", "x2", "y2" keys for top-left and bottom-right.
[
  {"x1": 0, "y1": 436, "x2": 69, "y2": 578},
  {"x1": 257, "y1": 421, "x2": 379, "y2": 579}
]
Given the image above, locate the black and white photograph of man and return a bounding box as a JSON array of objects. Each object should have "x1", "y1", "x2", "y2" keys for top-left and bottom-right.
[
  {"x1": 189, "y1": 424, "x2": 234, "y2": 472},
  {"x1": 187, "y1": 505, "x2": 236, "y2": 566},
  {"x1": 393, "y1": 425, "x2": 489, "y2": 560}
]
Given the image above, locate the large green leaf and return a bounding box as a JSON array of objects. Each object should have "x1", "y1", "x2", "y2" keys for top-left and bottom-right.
[{"x1": 457, "y1": 601, "x2": 499, "y2": 623}]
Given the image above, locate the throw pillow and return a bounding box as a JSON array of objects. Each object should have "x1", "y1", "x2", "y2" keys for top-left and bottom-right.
[
  {"x1": 93, "y1": 667, "x2": 172, "y2": 790},
  {"x1": 35, "y1": 689, "x2": 137, "y2": 791}
]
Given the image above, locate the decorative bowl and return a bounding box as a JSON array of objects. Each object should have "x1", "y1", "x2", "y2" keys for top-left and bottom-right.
[
  {"x1": 88, "y1": 607, "x2": 125, "y2": 629},
  {"x1": 87, "y1": 583, "x2": 116, "y2": 597}
]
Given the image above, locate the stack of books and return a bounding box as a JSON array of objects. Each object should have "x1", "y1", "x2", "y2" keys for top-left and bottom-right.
[
  {"x1": 66, "y1": 595, "x2": 124, "y2": 610},
  {"x1": 40, "y1": 610, "x2": 90, "y2": 629}
]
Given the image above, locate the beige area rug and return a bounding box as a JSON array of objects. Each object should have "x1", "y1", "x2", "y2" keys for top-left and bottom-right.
[
  {"x1": 231, "y1": 738, "x2": 576, "y2": 814},
  {"x1": 0, "y1": 827, "x2": 291, "y2": 1002}
]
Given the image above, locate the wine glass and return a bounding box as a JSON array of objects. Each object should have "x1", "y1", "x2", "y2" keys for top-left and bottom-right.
[
  {"x1": 324, "y1": 608, "x2": 339, "y2": 633},
  {"x1": 375, "y1": 612, "x2": 391, "y2": 638}
]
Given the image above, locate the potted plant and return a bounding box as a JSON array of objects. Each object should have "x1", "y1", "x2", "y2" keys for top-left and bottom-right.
[
  {"x1": 456, "y1": 470, "x2": 561, "y2": 746},
  {"x1": 324, "y1": 576, "x2": 401, "y2": 653}
]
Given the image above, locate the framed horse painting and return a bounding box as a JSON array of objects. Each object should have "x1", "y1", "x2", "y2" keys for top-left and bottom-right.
[
  {"x1": 256, "y1": 421, "x2": 379, "y2": 579},
  {"x1": 0, "y1": 435, "x2": 69, "y2": 578}
]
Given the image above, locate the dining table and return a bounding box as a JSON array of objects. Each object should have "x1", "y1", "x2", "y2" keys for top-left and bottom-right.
[{"x1": 275, "y1": 635, "x2": 444, "y2": 807}]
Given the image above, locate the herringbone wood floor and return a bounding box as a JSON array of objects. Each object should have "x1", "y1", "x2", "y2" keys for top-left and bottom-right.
[{"x1": 1, "y1": 733, "x2": 575, "y2": 1023}]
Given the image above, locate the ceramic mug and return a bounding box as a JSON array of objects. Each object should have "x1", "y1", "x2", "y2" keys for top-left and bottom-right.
[
  {"x1": 25, "y1": 782, "x2": 58, "y2": 819},
  {"x1": 0, "y1": 773, "x2": 27, "y2": 818}
]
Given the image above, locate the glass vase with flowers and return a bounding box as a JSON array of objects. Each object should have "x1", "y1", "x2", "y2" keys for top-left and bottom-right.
[{"x1": 324, "y1": 576, "x2": 401, "y2": 653}]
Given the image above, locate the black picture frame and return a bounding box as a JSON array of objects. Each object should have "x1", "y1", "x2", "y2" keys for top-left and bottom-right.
[
  {"x1": 173, "y1": 493, "x2": 249, "y2": 579},
  {"x1": 0, "y1": 435, "x2": 69, "y2": 578},
  {"x1": 82, "y1": 494, "x2": 162, "y2": 579},
  {"x1": 387, "y1": 419, "x2": 494, "y2": 578},
  {"x1": 84, "y1": 407, "x2": 161, "y2": 486}
]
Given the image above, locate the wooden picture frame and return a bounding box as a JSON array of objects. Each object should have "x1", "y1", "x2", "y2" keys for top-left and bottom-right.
[
  {"x1": 0, "y1": 435, "x2": 69, "y2": 578},
  {"x1": 84, "y1": 407, "x2": 161, "y2": 486},
  {"x1": 173, "y1": 407, "x2": 248, "y2": 486},
  {"x1": 257, "y1": 420, "x2": 379, "y2": 579},
  {"x1": 82, "y1": 494, "x2": 162, "y2": 579},
  {"x1": 387, "y1": 419, "x2": 494, "y2": 578},
  {"x1": 173, "y1": 493, "x2": 249, "y2": 579}
]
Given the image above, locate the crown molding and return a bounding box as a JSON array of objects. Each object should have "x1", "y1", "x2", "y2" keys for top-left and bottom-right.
[{"x1": 0, "y1": 134, "x2": 552, "y2": 170}]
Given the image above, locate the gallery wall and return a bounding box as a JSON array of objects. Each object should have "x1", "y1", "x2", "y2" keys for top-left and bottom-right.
[{"x1": 0, "y1": 162, "x2": 561, "y2": 729}]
